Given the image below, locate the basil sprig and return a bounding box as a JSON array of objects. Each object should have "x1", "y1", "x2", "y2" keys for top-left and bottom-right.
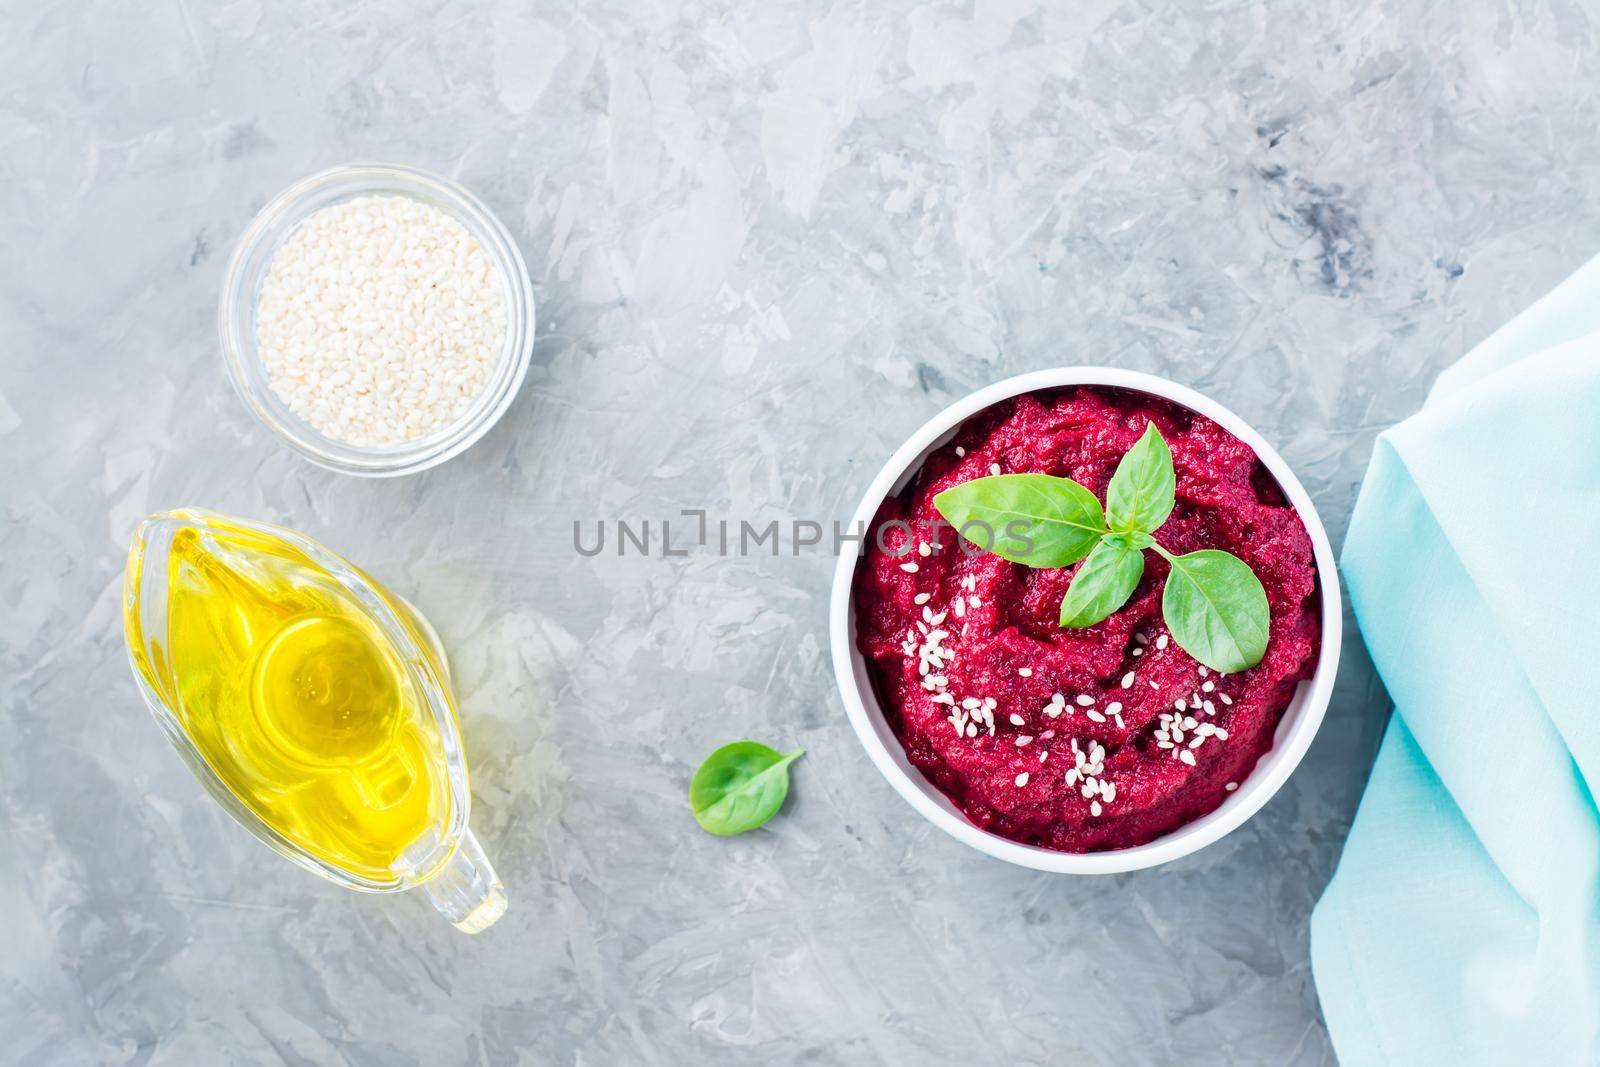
[{"x1": 932, "y1": 423, "x2": 1271, "y2": 673}]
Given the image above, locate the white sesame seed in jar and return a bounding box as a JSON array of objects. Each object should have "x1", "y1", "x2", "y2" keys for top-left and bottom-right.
[{"x1": 255, "y1": 195, "x2": 507, "y2": 447}]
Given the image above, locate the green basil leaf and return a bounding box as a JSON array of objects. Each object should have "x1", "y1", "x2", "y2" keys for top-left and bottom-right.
[
  {"x1": 933, "y1": 474, "x2": 1107, "y2": 568},
  {"x1": 1112, "y1": 529, "x2": 1156, "y2": 551},
  {"x1": 690, "y1": 742, "x2": 804, "y2": 836},
  {"x1": 1106, "y1": 423, "x2": 1176, "y2": 534},
  {"x1": 1159, "y1": 548, "x2": 1270, "y2": 673},
  {"x1": 1059, "y1": 536, "x2": 1145, "y2": 628}
]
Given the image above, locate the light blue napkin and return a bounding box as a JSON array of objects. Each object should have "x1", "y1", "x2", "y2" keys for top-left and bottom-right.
[{"x1": 1311, "y1": 255, "x2": 1600, "y2": 1066}]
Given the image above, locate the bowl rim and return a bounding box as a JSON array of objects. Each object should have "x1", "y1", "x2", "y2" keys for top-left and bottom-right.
[
  {"x1": 828, "y1": 367, "x2": 1342, "y2": 874},
  {"x1": 218, "y1": 162, "x2": 536, "y2": 478}
]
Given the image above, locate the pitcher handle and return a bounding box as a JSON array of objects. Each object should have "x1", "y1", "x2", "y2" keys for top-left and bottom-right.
[{"x1": 421, "y1": 829, "x2": 507, "y2": 933}]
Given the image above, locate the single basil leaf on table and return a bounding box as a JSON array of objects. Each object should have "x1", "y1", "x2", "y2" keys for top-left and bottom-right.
[
  {"x1": 690, "y1": 742, "x2": 804, "y2": 836},
  {"x1": 1059, "y1": 534, "x2": 1146, "y2": 628},
  {"x1": 1106, "y1": 422, "x2": 1176, "y2": 534},
  {"x1": 933, "y1": 474, "x2": 1106, "y2": 568},
  {"x1": 1159, "y1": 548, "x2": 1270, "y2": 673}
]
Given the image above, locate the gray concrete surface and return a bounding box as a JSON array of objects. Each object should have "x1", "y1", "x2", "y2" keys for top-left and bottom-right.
[{"x1": 5, "y1": 0, "x2": 1600, "y2": 1063}]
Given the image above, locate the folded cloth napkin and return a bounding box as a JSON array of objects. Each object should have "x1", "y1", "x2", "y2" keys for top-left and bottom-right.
[{"x1": 1311, "y1": 255, "x2": 1600, "y2": 1066}]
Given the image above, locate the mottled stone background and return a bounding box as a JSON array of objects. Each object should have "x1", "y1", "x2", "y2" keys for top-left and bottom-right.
[{"x1": 5, "y1": 0, "x2": 1600, "y2": 1064}]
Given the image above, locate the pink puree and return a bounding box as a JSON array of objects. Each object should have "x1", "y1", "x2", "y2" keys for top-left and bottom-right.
[{"x1": 853, "y1": 388, "x2": 1321, "y2": 852}]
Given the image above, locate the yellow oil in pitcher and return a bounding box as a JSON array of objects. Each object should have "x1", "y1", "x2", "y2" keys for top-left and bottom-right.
[{"x1": 125, "y1": 513, "x2": 456, "y2": 882}]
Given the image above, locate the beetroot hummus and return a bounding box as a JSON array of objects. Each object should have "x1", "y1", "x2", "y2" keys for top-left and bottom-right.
[{"x1": 853, "y1": 387, "x2": 1320, "y2": 852}]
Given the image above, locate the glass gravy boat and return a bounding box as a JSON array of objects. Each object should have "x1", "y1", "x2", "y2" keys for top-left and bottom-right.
[{"x1": 123, "y1": 508, "x2": 506, "y2": 932}]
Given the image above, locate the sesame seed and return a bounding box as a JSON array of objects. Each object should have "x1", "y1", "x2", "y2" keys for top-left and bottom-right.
[
  {"x1": 917, "y1": 542, "x2": 931, "y2": 557},
  {"x1": 1156, "y1": 634, "x2": 1169, "y2": 650},
  {"x1": 1016, "y1": 735, "x2": 1033, "y2": 746},
  {"x1": 1075, "y1": 694, "x2": 1094, "y2": 707},
  {"x1": 1179, "y1": 750, "x2": 1196, "y2": 766},
  {"x1": 1175, "y1": 699, "x2": 1187, "y2": 712},
  {"x1": 990, "y1": 463, "x2": 1002, "y2": 476},
  {"x1": 966, "y1": 723, "x2": 977, "y2": 737},
  {"x1": 1018, "y1": 667, "x2": 1032, "y2": 678},
  {"x1": 1149, "y1": 680, "x2": 1159, "y2": 689},
  {"x1": 1132, "y1": 648, "x2": 1144, "y2": 657},
  {"x1": 1090, "y1": 800, "x2": 1102, "y2": 817},
  {"x1": 1086, "y1": 709, "x2": 1106, "y2": 723},
  {"x1": 256, "y1": 195, "x2": 507, "y2": 446},
  {"x1": 1121, "y1": 672, "x2": 1135, "y2": 689},
  {"x1": 1105, "y1": 702, "x2": 1122, "y2": 715},
  {"x1": 1039, "y1": 750, "x2": 1048, "y2": 763},
  {"x1": 955, "y1": 445, "x2": 966, "y2": 457},
  {"x1": 1015, "y1": 772, "x2": 1030, "y2": 787},
  {"x1": 1009, "y1": 714, "x2": 1026, "y2": 726},
  {"x1": 900, "y1": 561, "x2": 919, "y2": 573},
  {"x1": 914, "y1": 592, "x2": 931, "y2": 605},
  {"x1": 1225, "y1": 781, "x2": 1238, "y2": 791},
  {"x1": 1219, "y1": 693, "x2": 1233, "y2": 706},
  {"x1": 1198, "y1": 666, "x2": 1209, "y2": 677}
]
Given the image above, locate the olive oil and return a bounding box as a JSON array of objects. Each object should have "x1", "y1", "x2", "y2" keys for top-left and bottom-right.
[{"x1": 125, "y1": 513, "x2": 455, "y2": 882}]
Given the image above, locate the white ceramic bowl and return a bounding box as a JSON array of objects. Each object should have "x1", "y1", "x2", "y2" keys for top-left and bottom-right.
[{"x1": 829, "y1": 367, "x2": 1341, "y2": 874}]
